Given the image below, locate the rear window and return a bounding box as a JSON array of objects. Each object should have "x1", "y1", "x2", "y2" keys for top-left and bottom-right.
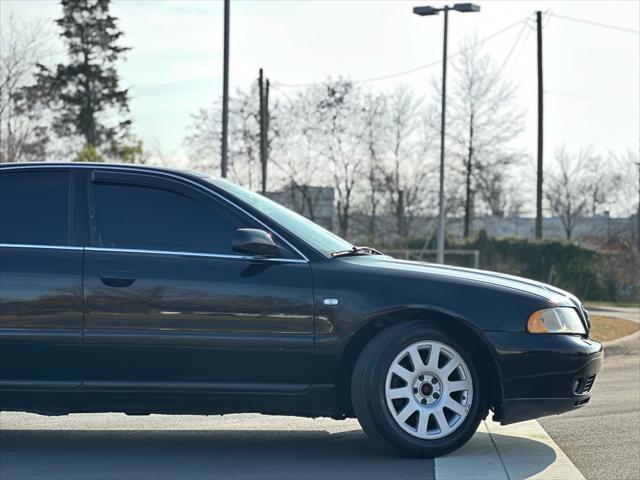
[{"x1": 0, "y1": 170, "x2": 71, "y2": 246}]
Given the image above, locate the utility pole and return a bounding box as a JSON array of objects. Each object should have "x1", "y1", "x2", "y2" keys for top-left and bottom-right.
[
  {"x1": 220, "y1": 0, "x2": 230, "y2": 178},
  {"x1": 535, "y1": 10, "x2": 543, "y2": 239},
  {"x1": 258, "y1": 68, "x2": 270, "y2": 194}
]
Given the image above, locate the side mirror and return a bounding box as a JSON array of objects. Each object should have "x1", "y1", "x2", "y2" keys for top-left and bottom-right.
[{"x1": 232, "y1": 228, "x2": 281, "y2": 257}]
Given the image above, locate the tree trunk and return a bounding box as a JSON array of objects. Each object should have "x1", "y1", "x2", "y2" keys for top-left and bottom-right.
[
  {"x1": 463, "y1": 120, "x2": 474, "y2": 238},
  {"x1": 338, "y1": 199, "x2": 349, "y2": 238},
  {"x1": 368, "y1": 166, "x2": 377, "y2": 242},
  {"x1": 565, "y1": 203, "x2": 573, "y2": 240},
  {"x1": 397, "y1": 189, "x2": 406, "y2": 237}
]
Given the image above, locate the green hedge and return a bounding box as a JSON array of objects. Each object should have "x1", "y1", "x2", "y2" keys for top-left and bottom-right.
[
  {"x1": 466, "y1": 231, "x2": 608, "y2": 300},
  {"x1": 384, "y1": 231, "x2": 627, "y2": 301}
]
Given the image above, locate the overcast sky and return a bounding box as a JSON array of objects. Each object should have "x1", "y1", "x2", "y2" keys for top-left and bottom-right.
[{"x1": 2, "y1": 0, "x2": 639, "y2": 169}]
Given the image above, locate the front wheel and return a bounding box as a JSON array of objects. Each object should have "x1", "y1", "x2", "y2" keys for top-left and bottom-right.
[{"x1": 351, "y1": 323, "x2": 485, "y2": 457}]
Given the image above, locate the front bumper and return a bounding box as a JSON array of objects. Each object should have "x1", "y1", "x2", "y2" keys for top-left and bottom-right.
[{"x1": 484, "y1": 332, "x2": 603, "y2": 425}]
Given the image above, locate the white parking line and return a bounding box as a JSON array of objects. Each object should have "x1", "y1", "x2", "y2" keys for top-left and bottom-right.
[{"x1": 435, "y1": 419, "x2": 585, "y2": 480}]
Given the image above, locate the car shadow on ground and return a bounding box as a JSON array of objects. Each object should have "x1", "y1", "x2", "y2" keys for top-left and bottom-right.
[{"x1": 0, "y1": 428, "x2": 555, "y2": 480}]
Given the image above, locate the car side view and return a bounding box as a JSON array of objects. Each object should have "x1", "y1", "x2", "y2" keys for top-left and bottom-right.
[{"x1": 0, "y1": 163, "x2": 603, "y2": 457}]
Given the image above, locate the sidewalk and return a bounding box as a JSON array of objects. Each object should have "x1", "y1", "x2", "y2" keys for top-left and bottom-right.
[{"x1": 436, "y1": 419, "x2": 585, "y2": 480}]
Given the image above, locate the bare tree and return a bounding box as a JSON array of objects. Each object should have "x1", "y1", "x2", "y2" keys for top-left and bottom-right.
[
  {"x1": 228, "y1": 87, "x2": 260, "y2": 190},
  {"x1": 380, "y1": 86, "x2": 437, "y2": 237},
  {"x1": 184, "y1": 85, "x2": 279, "y2": 187},
  {"x1": 268, "y1": 87, "x2": 328, "y2": 221},
  {"x1": 609, "y1": 147, "x2": 640, "y2": 248},
  {"x1": 582, "y1": 150, "x2": 623, "y2": 217},
  {"x1": 448, "y1": 37, "x2": 525, "y2": 237},
  {"x1": 183, "y1": 102, "x2": 221, "y2": 173},
  {"x1": 476, "y1": 169, "x2": 526, "y2": 218},
  {"x1": 360, "y1": 91, "x2": 386, "y2": 241},
  {"x1": 545, "y1": 147, "x2": 594, "y2": 240},
  {"x1": 294, "y1": 79, "x2": 367, "y2": 238},
  {"x1": 0, "y1": 16, "x2": 54, "y2": 163}
]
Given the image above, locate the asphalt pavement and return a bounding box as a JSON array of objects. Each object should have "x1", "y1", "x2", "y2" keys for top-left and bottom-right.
[{"x1": 0, "y1": 411, "x2": 433, "y2": 480}]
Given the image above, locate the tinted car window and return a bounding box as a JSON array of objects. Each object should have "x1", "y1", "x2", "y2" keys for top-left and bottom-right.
[
  {"x1": 92, "y1": 182, "x2": 239, "y2": 254},
  {"x1": 0, "y1": 170, "x2": 70, "y2": 246},
  {"x1": 209, "y1": 178, "x2": 353, "y2": 257}
]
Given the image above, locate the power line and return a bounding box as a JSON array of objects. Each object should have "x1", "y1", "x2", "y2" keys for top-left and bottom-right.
[
  {"x1": 544, "y1": 90, "x2": 637, "y2": 107},
  {"x1": 551, "y1": 13, "x2": 640, "y2": 34},
  {"x1": 505, "y1": 25, "x2": 532, "y2": 79},
  {"x1": 495, "y1": 20, "x2": 528, "y2": 79},
  {"x1": 271, "y1": 18, "x2": 526, "y2": 89}
]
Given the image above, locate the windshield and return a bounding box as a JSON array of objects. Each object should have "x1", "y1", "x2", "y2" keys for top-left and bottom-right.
[{"x1": 206, "y1": 178, "x2": 354, "y2": 257}]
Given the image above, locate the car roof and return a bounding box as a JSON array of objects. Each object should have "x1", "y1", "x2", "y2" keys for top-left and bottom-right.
[{"x1": 0, "y1": 162, "x2": 216, "y2": 182}]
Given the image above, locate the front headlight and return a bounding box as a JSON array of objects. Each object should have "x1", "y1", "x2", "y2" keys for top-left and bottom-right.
[{"x1": 527, "y1": 307, "x2": 586, "y2": 334}]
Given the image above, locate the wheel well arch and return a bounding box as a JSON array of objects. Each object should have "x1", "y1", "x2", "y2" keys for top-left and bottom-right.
[{"x1": 333, "y1": 307, "x2": 503, "y2": 418}]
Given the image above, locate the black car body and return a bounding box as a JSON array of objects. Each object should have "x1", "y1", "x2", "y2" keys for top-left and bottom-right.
[{"x1": 0, "y1": 163, "x2": 603, "y2": 456}]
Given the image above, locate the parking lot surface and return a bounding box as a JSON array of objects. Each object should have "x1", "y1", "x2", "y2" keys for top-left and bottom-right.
[{"x1": 1, "y1": 334, "x2": 637, "y2": 480}]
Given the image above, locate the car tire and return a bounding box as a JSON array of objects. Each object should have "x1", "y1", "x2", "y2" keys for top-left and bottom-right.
[{"x1": 351, "y1": 322, "x2": 486, "y2": 457}]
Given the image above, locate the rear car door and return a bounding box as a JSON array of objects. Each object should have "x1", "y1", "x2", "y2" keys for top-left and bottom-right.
[
  {"x1": 82, "y1": 169, "x2": 315, "y2": 394},
  {"x1": 0, "y1": 168, "x2": 84, "y2": 389}
]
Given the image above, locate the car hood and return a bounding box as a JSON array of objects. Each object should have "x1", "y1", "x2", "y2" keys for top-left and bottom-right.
[{"x1": 348, "y1": 255, "x2": 581, "y2": 307}]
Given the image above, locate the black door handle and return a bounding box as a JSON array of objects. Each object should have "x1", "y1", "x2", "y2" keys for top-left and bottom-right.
[{"x1": 100, "y1": 271, "x2": 137, "y2": 288}]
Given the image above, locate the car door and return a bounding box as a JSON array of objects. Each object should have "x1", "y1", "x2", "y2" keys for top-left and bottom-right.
[
  {"x1": 81, "y1": 169, "x2": 315, "y2": 394},
  {"x1": 0, "y1": 168, "x2": 84, "y2": 389}
]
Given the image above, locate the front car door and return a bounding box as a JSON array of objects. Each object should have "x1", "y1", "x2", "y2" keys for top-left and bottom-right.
[
  {"x1": 0, "y1": 167, "x2": 84, "y2": 391},
  {"x1": 81, "y1": 169, "x2": 315, "y2": 396}
]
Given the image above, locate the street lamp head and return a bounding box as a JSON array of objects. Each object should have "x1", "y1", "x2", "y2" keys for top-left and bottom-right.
[
  {"x1": 452, "y1": 3, "x2": 480, "y2": 13},
  {"x1": 413, "y1": 6, "x2": 440, "y2": 16}
]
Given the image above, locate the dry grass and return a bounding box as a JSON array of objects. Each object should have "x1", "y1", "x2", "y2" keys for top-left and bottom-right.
[{"x1": 589, "y1": 315, "x2": 640, "y2": 342}]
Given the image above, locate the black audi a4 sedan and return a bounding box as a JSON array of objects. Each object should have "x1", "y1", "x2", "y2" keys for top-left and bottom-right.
[{"x1": 0, "y1": 162, "x2": 602, "y2": 457}]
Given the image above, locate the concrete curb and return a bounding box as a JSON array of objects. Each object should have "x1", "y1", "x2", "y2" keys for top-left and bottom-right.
[
  {"x1": 603, "y1": 330, "x2": 640, "y2": 357},
  {"x1": 435, "y1": 420, "x2": 585, "y2": 479}
]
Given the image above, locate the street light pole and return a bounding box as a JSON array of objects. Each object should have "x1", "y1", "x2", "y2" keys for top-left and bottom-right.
[
  {"x1": 436, "y1": 6, "x2": 449, "y2": 265},
  {"x1": 413, "y1": 3, "x2": 479, "y2": 264},
  {"x1": 221, "y1": 0, "x2": 230, "y2": 178}
]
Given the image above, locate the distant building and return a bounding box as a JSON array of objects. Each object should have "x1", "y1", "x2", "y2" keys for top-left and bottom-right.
[
  {"x1": 447, "y1": 213, "x2": 637, "y2": 242},
  {"x1": 267, "y1": 185, "x2": 638, "y2": 245}
]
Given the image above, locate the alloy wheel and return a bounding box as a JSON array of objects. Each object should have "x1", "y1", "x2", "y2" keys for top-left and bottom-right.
[{"x1": 384, "y1": 340, "x2": 474, "y2": 440}]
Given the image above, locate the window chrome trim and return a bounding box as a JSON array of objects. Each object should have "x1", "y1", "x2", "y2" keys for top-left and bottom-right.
[
  {"x1": 0, "y1": 243, "x2": 83, "y2": 251},
  {"x1": 0, "y1": 163, "x2": 310, "y2": 262},
  {"x1": 0, "y1": 243, "x2": 307, "y2": 263},
  {"x1": 84, "y1": 247, "x2": 308, "y2": 263}
]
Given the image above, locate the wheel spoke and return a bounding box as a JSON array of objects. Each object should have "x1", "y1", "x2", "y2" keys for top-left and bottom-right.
[
  {"x1": 396, "y1": 403, "x2": 418, "y2": 423},
  {"x1": 390, "y1": 364, "x2": 413, "y2": 383},
  {"x1": 416, "y1": 410, "x2": 429, "y2": 434},
  {"x1": 408, "y1": 346, "x2": 424, "y2": 372},
  {"x1": 426, "y1": 344, "x2": 441, "y2": 370},
  {"x1": 439, "y1": 358, "x2": 460, "y2": 378},
  {"x1": 448, "y1": 380, "x2": 470, "y2": 392},
  {"x1": 445, "y1": 397, "x2": 467, "y2": 416},
  {"x1": 388, "y1": 386, "x2": 412, "y2": 400},
  {"x1": 433, "y1": 409, "x2": 451, "y2": 435}
]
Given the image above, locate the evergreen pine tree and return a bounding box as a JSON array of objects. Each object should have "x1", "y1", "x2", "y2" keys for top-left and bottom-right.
[{"x1": 34, "y1": 0, "x2": 131, "y2": 157}]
